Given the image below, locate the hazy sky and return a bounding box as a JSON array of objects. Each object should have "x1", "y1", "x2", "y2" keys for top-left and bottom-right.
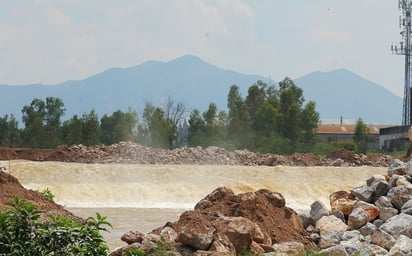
[{"x1": 0, "y1": 0, "x2": 405, "y2": 96}]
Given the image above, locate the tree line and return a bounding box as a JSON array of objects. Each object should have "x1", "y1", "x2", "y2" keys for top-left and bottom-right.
[{"x1": 0, "y1": 78, "x2": 326, "y2": 154}]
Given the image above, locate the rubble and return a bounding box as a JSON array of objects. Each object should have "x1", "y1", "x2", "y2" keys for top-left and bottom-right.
[{"x1": 0, "y1": 141, "x2": 396, "y2": 167}]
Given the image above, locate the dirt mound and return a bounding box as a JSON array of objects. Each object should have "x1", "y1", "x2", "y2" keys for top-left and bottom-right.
[
  {"x1": 0, "y1": 142, "x2": 396, "y2": 166},
  {"x1": 0, "y1": 171, "x2": 80, "y2": 221},
  {"x1": 113, "y1": 187, "x2": 317, "y2": 255}
]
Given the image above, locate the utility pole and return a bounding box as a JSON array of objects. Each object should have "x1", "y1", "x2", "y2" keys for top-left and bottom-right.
[{"x1": 392, "y1": 0, "x2": 412, "y2": 126}]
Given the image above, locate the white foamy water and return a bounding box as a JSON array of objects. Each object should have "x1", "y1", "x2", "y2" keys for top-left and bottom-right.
[{"x1": 7, "y1": 160, "x2": 387, "y2": 250}]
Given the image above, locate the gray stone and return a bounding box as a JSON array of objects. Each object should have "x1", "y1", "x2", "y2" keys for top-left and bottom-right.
[
  {"x1": 366, "y1": 244, "x2": 389, "y2": 256},
  {"x1": 375, "y1": 196, "x2": 394, "y2": 208},
  {"x1": 177, "y1": 226, "x2": 215, "y2": 250},
  {"x1": 389, "y1": 235, "x2": 412, "y2": 256},
  {"x1": 371, "y1": 229, "x2": 396, "y2": 251},
  {"x1": 316, "y1": 215, "x2": 347, "y2": 235},
  {"x1": 271, "y1": 242, "x2": 305, "y2": 255},
  {"x1": 401, "y1": 198, "x2": 412, "y2": 215},
  {"x1": 379, "y1": 206, "x2": 399, "y2": 222},
  {"x1": 388, "y1": 159, "x2": 408, "y2": 177},
  {"x1": 367, "y1": 174, "x2": 387, "y2": 187},
  {"x1": 340, "y1": 239, "x2": 363, "y2": 256},
  {"x1": 389, "y1": 174, "x2": 401, "y2": 188},
  {"x1": 373, "y1": 219, "x2": 385, "y2": 228},
  {"x1": 381, "y1": 213, "x2": 412, "y2": 239},
  {"x1": 319, "y1": 244, "x2": 349, "y2": 256},
  {"x1": 373, "y1": 181, "x2": 390, "y2": 202},
  {"x1": 387, "y1": 186, "x2": 412, "y2": 210},
  {"x1": 159, "y1": 227, "x2": 178, "y2": 243},
  {"x1": 348, "y1": 207, "x2": 369, "y2": 230},
  {"x1": 359, "y1": 222, "x2": 377, "y2": 237},
  {"x1": 318, "y1": 231, "x2": 342, "y2": 249},
  {"x1": 331, "y1": 210, "x2": 345, "y2": 222},
  {"x1": 341, "y1": 230, "x2": 362, "y2": 241},
  {"x1": 299, "y1": 212, "x2": 313, "y2": 229},
  {"x1": 310, "y1": 200, "x2": 330, "y2": 224},
  {"x1": 351, "y1": 185, "x2": 374, "y2": 203}
]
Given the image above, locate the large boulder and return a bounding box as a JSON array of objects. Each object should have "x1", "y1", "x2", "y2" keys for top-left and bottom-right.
[
  {"x1": 380, "y1": 213, "x2": 412, "y2": 239},
  {"x1": 316, "y1": 215, "x2": 347, "y2": 235},
  {"x1": 310, "y1": 200, "x2": 330, "y2": 224}
]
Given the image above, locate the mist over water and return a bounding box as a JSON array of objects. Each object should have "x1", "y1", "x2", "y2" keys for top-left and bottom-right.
[{"x1": 7, "y1": 160, "x2": 387, "y2": 250}]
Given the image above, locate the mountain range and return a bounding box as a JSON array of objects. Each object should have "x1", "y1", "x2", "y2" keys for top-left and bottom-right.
[{"x1": 0, "y1": 55, "x2": 402, "y2": 125}]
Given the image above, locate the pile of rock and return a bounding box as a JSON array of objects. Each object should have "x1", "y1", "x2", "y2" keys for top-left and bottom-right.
[
  {"x1": 49, "y1": 141, "x2": 393, "y2": 167},
  {"x1": 110, "y1": 187, "x2": 317, "y2": 256},
  {"x1": 302, "y1": 158, "x2": 412, "y2": 255}
]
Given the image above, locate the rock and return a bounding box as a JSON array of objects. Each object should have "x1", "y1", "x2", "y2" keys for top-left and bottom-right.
[
  {"x1": 353, "y1": 200, "x2": 379, "y2": 221},
  {"x1": 208, "y1": 233, "x2": 236, "y2": 255},
  {"x1": 178, "y1": 227, "x2": 214, "y2": 251},
  {"x1": 176, "y1": 211, "x2": 215, "y2": 250},
  {"x1": 373, "y1": 181, "x2": 390, "y2": 202},
  {"x1": 388, "y1": 159, "x2": 408, "y2": 176},
  {"x1": 351, "y1": 185, "x2": 374, "y2": 203},
  {"x1": 316, "y1": 215, "x2": 347, "y2": 236},
  {"x1": 367, "y1": 174, "x2": 387, "y2": 187},
  {"x1": 371, "y1": 229, "x2": 396, "y2": 251},
  {"x1": 271, "y1": 241, "x2": 305, "y2": 255},
  {"x1": 331, "y1": 210, "x2": 345, "y2": 222},
  {"x1": 379, "y1": 207, "x2": 399, "y2": 222},
  {"x1": 212, "y1": 216, "x2": 264, "y2": 254},
  {"x1": 329, "y1": 190, "x2": 356, "y2": 216},
  {"x1": 194, "y1": 187, "x2": 234, "y2": 210},
  {"x1": 389, "y1": 235, "x2": 412, "y2": 256},
  {"x1": 359, "y1": 222, "x2": 377, "y2": 236},
  {"x1": 348, "y1": 207, "x2": 369, "y2": 230},
  {"x1": 387, "y1": 186, "x2": 412, "y2": 210},
  {"x1": 396, "y1": 176, "x2": 412, "y2": 187},
  {"x1": 299, "y1": 213, "x2": 314, "y2": 229},
  {"x1": 255, "y1": 189, "x2": 285, "y2": 208},
  {"x1": 160, "y1": 226, "x2": 178, "y2": 243},
  {"x1": 319, "y1": 244, "x2": 349, "y2": 256},
  {"x1": 341, "y1": 230, "x2": 362, "y2": 241},
  {"x1": 318, "y1": 231, "x2": 342, "y2": 249},
  {"x1": 366, "y1": 244, "x2": 389, "y2": 256},
  {"x1": 401, "y1": 199, "x2": 412, "y2": 215},
  {"x1": 375, "y1": 196, "x2": 394, "y2": 208},
  {"x1": 340, "y1": 238, "x2": 363, "y2": 256},
  {"x1": 310, "y1": 200, "x2": 330, "y2": 223},
  {"x1": 380, "y1": 213, "x2": 412, "y2": 239},
  {"x1": 121, "y1": 230, "x2": 146, "y2": 244}
]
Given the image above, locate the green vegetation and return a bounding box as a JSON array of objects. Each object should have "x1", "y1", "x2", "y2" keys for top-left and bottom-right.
[
  {"x1": 0, "y1": 197, "x2": 111, "y2": 255},
  {"x1": 40, "y1": 187, "x2": 55, "y2": 201},
  {"x1": 188, "y1": 78, "x2": 320, "y2": 154},
  {"x1": 0, "y1": 78, "x2": 378, "y2": 155}
]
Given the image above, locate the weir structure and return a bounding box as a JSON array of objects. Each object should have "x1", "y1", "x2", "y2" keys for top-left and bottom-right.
[{"x1": 392, "y1": 0, "x2": 412, "y2": 126}]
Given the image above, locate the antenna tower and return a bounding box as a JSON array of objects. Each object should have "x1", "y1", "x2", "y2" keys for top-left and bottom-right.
[{"x1": 393, "y1": 0, "x2": 412, "y2": 125}]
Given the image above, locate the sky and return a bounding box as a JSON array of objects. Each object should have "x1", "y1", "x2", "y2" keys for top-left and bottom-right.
[{"x1": 0, "y1": 0, "x2": 405, "y2": 97}]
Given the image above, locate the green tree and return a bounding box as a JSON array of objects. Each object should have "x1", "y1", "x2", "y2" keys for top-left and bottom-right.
[
  {"x1": 138, "y1": 103, "x2": 175, "y2": 149},
  {"x1": 279, "y1": 77, "x2": 304, "y2": 146},
  {"x1": 300, "y1": 101, "x2": 320, "y2": 147},
  {"x1": 22, "y1": 98, "x2": 47, "y2": 148},
  {"x1": 44, "y1": 97, "x2": 66, "y2": 147},
  {"x1": 21, "y1": 97, "x2": 65, "y2": 148},
  {"x1": 227, "y1": 85, "x2": 254, "y2": 149},
  {"x1": 0, "y1": 114, "x2": 21, "y2": 147},
  {"x1": 61, "y1": 115, "x2": 84, "y2": 145},
  {"x1": 100, "y1": 109, "x2": 138, "y2": 145},
  {"x1": 354, "y1": 118, "x2": 369, "y2": 154},
  {"x1": 82, "y1": 110, "x2": 100, "y2": 146}
]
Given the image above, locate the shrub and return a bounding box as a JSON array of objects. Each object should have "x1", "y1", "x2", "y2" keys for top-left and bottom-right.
[
  {"x1": 40, "y1": 187, "x2": 55, "y2": 201},
  {"x1": 0, "y1": 197, "x2": 111, "y2": 255}
]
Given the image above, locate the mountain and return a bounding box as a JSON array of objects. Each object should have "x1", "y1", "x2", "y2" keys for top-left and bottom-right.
[
  {"x1": 294, "y1": 69, "x2": 402, "y2": 125},
  {"x1": 0, "y1": 55, "x2": 402, "y2": 125}
]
